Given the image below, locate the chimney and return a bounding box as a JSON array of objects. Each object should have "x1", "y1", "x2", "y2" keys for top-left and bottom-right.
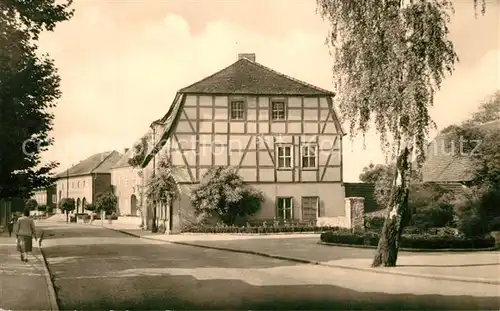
[{"x1": 238, "y1": 53, "x2": 256, "y2": 62}]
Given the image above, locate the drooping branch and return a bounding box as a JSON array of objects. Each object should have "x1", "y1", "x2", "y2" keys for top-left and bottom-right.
[{"x1": 316, "y1": 0, "x2": 487, "y2": 267}]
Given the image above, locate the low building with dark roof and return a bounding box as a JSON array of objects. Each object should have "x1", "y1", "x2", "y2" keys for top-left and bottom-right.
[
  {"x1": 54, "y1": 150, "x2": 122, "y2": 213},
  {"x1": 422, "y1": 119, "x2": 500, "y2": 183}
]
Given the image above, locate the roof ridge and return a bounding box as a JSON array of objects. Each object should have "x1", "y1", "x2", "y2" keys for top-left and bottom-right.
[
  {"x1": 90, "y1": 151, "x2": 116, "y2": 173},
  {"x1": 241, "y1": 58, "x2": 335, "y2": 95}
]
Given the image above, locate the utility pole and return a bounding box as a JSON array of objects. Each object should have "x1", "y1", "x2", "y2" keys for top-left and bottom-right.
[{"x1": 66, "y1": 168, "x2": 69, "y2": 198}]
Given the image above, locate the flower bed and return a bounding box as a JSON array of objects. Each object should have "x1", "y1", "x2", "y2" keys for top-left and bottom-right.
[
  {"x1": 182, "y1": 225, "x2": 338, "y2": 234},
  {"x1": 320, "y1": 229, "x2": 496, "y2": 249}
]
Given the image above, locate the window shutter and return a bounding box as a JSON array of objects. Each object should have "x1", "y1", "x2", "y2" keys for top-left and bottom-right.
[{"x1": 318, "y1": 199, "x2": 325, "y2": 218}]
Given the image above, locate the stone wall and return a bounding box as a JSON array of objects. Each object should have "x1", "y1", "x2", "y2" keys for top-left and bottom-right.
[{"x1": 316, "y1": 197, "x2": 365, "y2": 230}]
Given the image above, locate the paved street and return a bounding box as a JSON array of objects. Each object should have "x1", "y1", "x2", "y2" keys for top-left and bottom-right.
[{"x1": 38, "y1": 222, "x2": 500, "y2": 310}]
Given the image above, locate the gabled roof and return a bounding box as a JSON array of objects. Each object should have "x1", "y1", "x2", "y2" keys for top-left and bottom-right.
[
  {"x1": 179, "y1": 57, "x2": 335, "y2": 96},
  {"x1": 55, "y1": 151, "x2": 122, "y2": 178},
  {"x1": 421, "y1": 119, "x2": 500, "y2": 182},
  {"x1": 112, "y1": 149, "x2": 134, "y2": 169}
]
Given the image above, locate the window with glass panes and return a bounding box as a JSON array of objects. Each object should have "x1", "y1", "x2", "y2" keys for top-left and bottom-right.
[
  {"x1": 301, "y1": 144, "x2": 317, "y2": 168},
  {"x1": 230, "y1": 101, "x2": 245, "y2": 120},
  {"x1": 271, "y1": 101, "x2": 286, "y2": 120},
  {"x1": 276, "y1": 197, "x2": 293, "y2": 220},
  {"x1": 277, "y1": 145, "x2": 292, "y2": 168},
  {"x1": 301, "y1": 196, "x2": 319, "y2": 220}
]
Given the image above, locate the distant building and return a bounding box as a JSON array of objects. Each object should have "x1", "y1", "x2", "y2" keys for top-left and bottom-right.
[
  {"x1": 31, "y1": 184, "x2": 57, "y2": 210},
  {"x1": 110, "y1": 148, "x2": 142, "y2": 216},
  {"x1": 54, "y1": 151, "x2": 122, "y2": 213}
]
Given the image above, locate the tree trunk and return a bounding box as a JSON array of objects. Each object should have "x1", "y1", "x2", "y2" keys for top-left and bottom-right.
[
  {"x1": 65, "y1": 211, "x2": 69, "y2": 223},
  {"x1": 372, "y1": 145, "x2": 413, "y2": 267}
]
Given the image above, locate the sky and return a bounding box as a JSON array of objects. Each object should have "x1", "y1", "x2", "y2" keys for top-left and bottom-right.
[{"x1": 38, "y1": 0, "x2": 500, "y2": 182}]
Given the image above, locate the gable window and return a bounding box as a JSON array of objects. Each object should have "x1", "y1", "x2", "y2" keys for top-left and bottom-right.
[
  {"x1": 301, "y1": 144, "x2": 318, "y2": 169},
  {"x1": 230, "y1": 100, "x2": 245, "y2": 120},
  {"x1": 276, "y1": 144, "x2": 293, "y2": 169},
  {"x1": 276, "y1": 197, "x2": 293, "y2": 220},
  {"x1": 302, "y1": 196, "x2": 319, "y2": 221},
  {"x1": 271, "y1": 101, "x2": 286, "y2": 120}
]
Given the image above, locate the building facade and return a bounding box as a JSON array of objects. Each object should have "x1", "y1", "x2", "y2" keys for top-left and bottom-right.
[
  {"x1": 55, "y1": 151, "x2": 122, "y2": 213},
  {"x1": 135, "y1": 53, "x2": 346, "y2": 232},
  {"x1": 110, "y1": 149, "x2": 143, "y2": 216},
  {"x1": 31, "y1": 184, "x2": 57, "y2": 210}
]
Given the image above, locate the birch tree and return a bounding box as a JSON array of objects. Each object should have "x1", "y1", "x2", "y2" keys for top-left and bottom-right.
[{"x1": 316, "y1": 0, "x2": 487, "y2": 267}]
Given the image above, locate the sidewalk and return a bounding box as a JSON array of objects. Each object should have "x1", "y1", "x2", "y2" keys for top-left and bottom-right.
[
  {"x1": 0, "y1": 233, "x2": 58, "y2": 311},
  {"x1": 100, "y1": 225, "x2": 500, "y2": 285}
]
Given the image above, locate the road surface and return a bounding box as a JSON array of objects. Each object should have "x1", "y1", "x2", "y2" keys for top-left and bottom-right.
[{"x1": 40, "y1": 223, "x2": 500, "y2": 310}]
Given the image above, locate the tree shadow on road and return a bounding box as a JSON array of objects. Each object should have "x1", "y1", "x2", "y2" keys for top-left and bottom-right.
[{"x1": 56, "y1": 275, "x2": 500, "y2": 311}]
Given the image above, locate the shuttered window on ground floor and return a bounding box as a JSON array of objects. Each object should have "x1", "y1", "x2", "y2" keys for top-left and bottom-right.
[{"x1": 301, "y1": 196, "x2": 319, "y2": 220}]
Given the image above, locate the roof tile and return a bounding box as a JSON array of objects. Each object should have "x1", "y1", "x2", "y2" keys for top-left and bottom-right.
[
  {"x1": 179, "y1": 58, "x2": 335, "y2": 96},
  {"x1": 55, "y1": 151, "x2": 122, "y2": 178}
]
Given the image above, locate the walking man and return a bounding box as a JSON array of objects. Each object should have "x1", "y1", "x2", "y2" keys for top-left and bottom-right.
[{"x1": 14, "y1": 208, "x2": 37, "y2": 262}]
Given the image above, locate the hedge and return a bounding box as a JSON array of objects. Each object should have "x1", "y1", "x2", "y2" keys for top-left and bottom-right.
[
  {"x1": 320, "y1": 230, "x2": 496, "y2": 249},
  {"x1": 182, "y1": 225, "x2": 338, "y2": 234}
]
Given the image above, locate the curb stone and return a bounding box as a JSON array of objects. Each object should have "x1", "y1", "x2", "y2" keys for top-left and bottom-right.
[
  {"x1": 317, "y1": 241, "x2": 500, "y2": 252},
  {"x1": 38, "y1": 247, "x2": 60, "y2": 311},
  {"x1": 108, "y1": 227, "x2": 500, "y2": 286}
]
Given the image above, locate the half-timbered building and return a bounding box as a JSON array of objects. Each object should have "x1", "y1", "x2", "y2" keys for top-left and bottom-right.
[{"x1": 138, "y1": 53, "x2": 346, "y2": 232}]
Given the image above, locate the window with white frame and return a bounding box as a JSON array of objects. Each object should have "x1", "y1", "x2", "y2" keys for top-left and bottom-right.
[
  {"x1": 301, "y1": 144, "x2": 318, "y2": 169},
  {"x1": 271, "y1": 101, "x2": 286, "y2": 120},
  {"x1": 230, "y1": 100, "x2": 245, "y2": 120},
  {"x1": 276, "y1": 197, "x2": 293, "y2": 220},
  {"x1": 302, "y1": 196, "x2": 319, "y2": 221},
  {"x1": 276, "y1": 144, "x2": 293, "y2": 169}
]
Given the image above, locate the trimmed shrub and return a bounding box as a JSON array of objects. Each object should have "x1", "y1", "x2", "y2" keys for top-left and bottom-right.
[
  {"x1": 320, "y1": 230, "x2": 495, "y2": 249},
  {"x1": 321, "y1": 230, "x2": 378, "y2": 246},
  {"x1": 182, "y1": 224, "x2": 338, "y2": 234}
]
